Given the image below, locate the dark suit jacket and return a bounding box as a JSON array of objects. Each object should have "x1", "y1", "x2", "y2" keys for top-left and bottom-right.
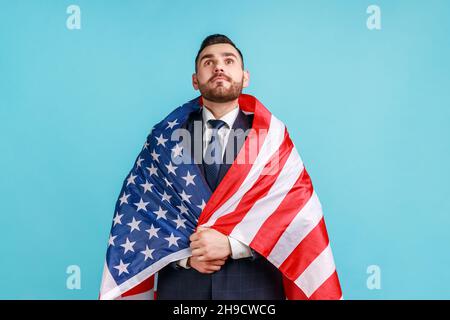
[{"x1": 156, "y1": 106, "x2": 285, "y2": 300}]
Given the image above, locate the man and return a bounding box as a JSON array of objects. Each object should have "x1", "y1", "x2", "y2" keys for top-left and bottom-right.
[
  {"x1": 156, "y1": 34, "x2": 285, "y2": 299},
  {"x1": 100, "y1": 34, "x2": 342, "y2": 301}
]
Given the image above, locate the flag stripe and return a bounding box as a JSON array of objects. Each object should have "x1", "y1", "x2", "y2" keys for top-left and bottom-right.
[
  {"x1": 100, "y1": 262, "x2": 123, "y2": 300},
  {"x1": 282, "y1": 275, "x2": 308, "y2": 300},
  {"x1": 308, "y1": 270, "x2": 342, "y2": 300},
  {"x1": 210, "y1": 130, "x2": 293, "y2": 235},
  {"x1": 249, "y1": 168, "x2": 313, "y2": 257},
  {"x1": 100, "y1": 247, "x2": 191, "y2": 300},
  {"x1": 121, "y1": 276, "x2": 154, "y2": 298},
  {"x1": 279, "y1": 217, "x2": 329, "y2": 280},
  {"x1": 121, "y1": 289, "x2": 153, "y2": 300},
  {"x1": 200, "y1": 115, "x2": 286, "y2": 227},
  {"x1": 228, "y1": 147, "x2": 303, "y2": 244},
  {"x1": 267, "y1": 192, "x2": 323, "y2": 268},
  {"x1": 294, "y1": 244, "x2": 336, "y2": 298}
]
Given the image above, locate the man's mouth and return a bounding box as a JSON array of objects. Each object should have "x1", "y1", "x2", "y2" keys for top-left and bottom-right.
[{"x1": 211, "y1": 76, "x2": 228, "y2": 82}]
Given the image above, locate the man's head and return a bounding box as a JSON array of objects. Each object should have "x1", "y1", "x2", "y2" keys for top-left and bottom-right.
[{"x1": 192, "y1": 34, "x2": 249, "y2": 103}]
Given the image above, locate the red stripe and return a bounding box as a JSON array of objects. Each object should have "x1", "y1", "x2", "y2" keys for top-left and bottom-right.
[
  {"x1": 309, "y1": 270, "x2": 342, "y2": 300},
  {"x1": 198, "y1": 94, "x2": 272, "y2": 226},
  {"x1": 250, "y1": 169, "x2": 313, "y2": 257},
  {"x1": 279, "y1": 218, "x2": 329, "y2": 280},
  {"x1": 211, "y1": 131, "x2": 293, "y2": 235},
  {"x1": 282, "y1": 275, "x2": 308, "y2": 300},
  {"x1": 121, "y1": 275, "x2": 154, "y2": 298}
]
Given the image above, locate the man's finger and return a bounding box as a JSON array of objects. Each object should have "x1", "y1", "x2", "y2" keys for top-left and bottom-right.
[
  {"x1": 200, "y1": 259, "x2": 222, "y2": 266},
  {"x1": 196, "y1": 255, "x2": 206, "y2": 261},
  {"x1": 191, "y1": 248, "x2": 204, "y2": 257},
  {"x1": 189, "y1": 239, "x2": 203, "y2": 249},
  {"x1": 208, "y1": 265, "x2": 221, "y2": 272},
  {"x1": 197, "y1": 225, "x2": 208, "y2": 231},
  {"x1": 189, "y1": 232, "x2": 200, "y2": 242},
  {"x1": 210, "y1": 259, "x2": 225, "y2": 266}
]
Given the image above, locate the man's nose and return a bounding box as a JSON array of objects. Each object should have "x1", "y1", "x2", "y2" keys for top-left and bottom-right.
[{"x1": 214, "y1": 64, "x2": 224, "y2": 73}]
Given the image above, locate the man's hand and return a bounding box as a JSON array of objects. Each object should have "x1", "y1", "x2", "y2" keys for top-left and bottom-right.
[
  {"x1": 187, "y1": 256, "x2": 227, "y2": 274},
  {"x1": 189, "y1": 226, "x2": 231, "y2": 262}
]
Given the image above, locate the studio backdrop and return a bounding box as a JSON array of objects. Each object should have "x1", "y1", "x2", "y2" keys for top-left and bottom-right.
[{"x1": 1, "y1": 0, "x2": 449, "y2": 299}]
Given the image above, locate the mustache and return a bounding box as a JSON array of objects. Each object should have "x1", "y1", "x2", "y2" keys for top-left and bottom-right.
[{"x1": 209, "y1": 74, "x2": 231, "y2": 82}]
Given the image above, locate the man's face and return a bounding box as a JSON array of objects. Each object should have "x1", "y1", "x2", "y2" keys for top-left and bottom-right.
[{"x1": 192, "y1": 43, "x2": 249, "y2": 103}]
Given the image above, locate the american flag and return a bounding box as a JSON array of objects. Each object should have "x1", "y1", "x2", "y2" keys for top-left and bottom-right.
[{"x1": 99, "y1": 94, "x2": 342, "y2": 300}]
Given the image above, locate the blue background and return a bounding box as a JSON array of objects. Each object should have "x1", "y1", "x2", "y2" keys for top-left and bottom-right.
[{"x1": 1, "y1": 0, "x2": 449, "y2": 299}]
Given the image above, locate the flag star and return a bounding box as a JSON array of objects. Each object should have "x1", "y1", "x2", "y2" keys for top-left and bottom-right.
[
  {"x1": 143, "y1": 141, "x2": 149, "y2": 150},
  {"x1": 146, "y1": 224, "x2": 160, "y2": 239},
  {"x1": 171, "y1": 144, "x2": 183, "y2": 158},
  {"x1": 120, "y1": 238, "x2": 136, "y2": 254},
  {"x1": 161, "y1": 191, "x2": 172, "y2": 202},
  {"x1": 141, "y1": 245, "x2": 155, "y2": 261},
  {"x1": 127, "y1": 217, "x2": 142, "y2": 233},
  {"x1": 163, "y1": 177, "x2": 173, "y2": 188},
  {"x1": 150, "y1": 149, "x2": 160, "y2": 162},
  {"x1": 146, "y1": 164, "x2": 158, "y2": 176},
  {"x1": 134, "y1": 198, "x2": 149, "y2": 212},
  {"x1": 108, "y1": 234, "x2": 117, "y2": 246},
  {"x1": 177, "y1": 204, "x2": 189, "y2": 215},
  {"x1": 165, "y1": 162, "x2": 178, "y2": 175},
  {"x1": 197, "y1": 199, "x2": 207, "y2": 211},
  {"x1": 154, "y1": 206, "x2": 168, "y2": 220},
  {"x1": 114, "y1": 259, "x2": 130, "y2": 276},
  {"x1": 172, "y1": 215, "x2": 187, "y2": 229},
  {"x1": 182, "y1": 171, "x2": 196, "y2": 186},
  {"x1": 179, "y1": 190, "x2": 192, "y2": 203},
  {"x1": 119, "y1": 192, "x2": 130, "y2": 205},
  {"x1": 140, "y1": 180, "x2": 153, "y2": 193},
  {"x1": 126, "y1": 173, "x2": 137, "y2": 186},
  {"x1": 136, "y1": 157, "x2": 144, "y2": 168},
  {"x1": 113, "y1": 212, "x2": 123, "y2": 226},
  {"x1": 166, "y1": 119, "x2": 179, "y2": 130},
  {"x1": 164, "y1": 233, "x2": 181, "y2": 248},
  {"x1": 155, "y1": 133, "x2": 168, "y2": 147}
]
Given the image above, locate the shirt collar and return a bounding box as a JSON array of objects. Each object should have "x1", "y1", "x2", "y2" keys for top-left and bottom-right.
[{"x1": 202, "y1": 105, "x2": 240, "y2": 129}]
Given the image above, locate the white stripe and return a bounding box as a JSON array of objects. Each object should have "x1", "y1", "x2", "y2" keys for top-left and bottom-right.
[
  {"x1": 119, "y1": 289, "x2": 153, "y2": 300},
  {"x1": 99, "y1": 247, "x2": 191, "y2": 300},
  {"x1": 118, "y1": 271, "x2": 158, "y2": 300},
  {"x1": 267, "y1": 192, "x2": 323, "y2": 268},
  {"x1": 99, "y1": 261, "x2": 121, "y2": 300},
  {"x1": 154, "y1": 271, "x2": 158, "y2": 292},
  {"x1": 229, "y1": 148, "x2": 303, "y2": 244},
  {"x1": 202, "y1": 115, "x2": 286, "y2": 227},
  {"x1": 294, "y1": 244, "x2": 336, "y2": 298}
]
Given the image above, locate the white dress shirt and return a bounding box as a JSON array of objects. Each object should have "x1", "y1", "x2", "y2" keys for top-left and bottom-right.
[{"x1": 176, "y1": 105, "x2": 253, "y2": 269}]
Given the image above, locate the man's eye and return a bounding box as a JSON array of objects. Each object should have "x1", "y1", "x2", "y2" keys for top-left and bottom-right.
[
  {"x1": 204, "y1": 61, "x2": 211, "y2": 66},
  {"x1": 226, "y1": 59, "x2": 234, "y2": 64}
]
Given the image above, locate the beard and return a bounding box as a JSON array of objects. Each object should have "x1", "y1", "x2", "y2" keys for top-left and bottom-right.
[{"x1": 197, "y1": 75, "x2": 244, "y2": 103}]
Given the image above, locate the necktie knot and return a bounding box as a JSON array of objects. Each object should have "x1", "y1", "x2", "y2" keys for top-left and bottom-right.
[{"x1": 207, "y1": 119, "x2": 227, "y2": 130}]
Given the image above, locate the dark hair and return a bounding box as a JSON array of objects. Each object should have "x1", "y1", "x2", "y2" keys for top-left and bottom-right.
[{"x1": 195, "y1": 34, "x2": 244, "y2": 72}]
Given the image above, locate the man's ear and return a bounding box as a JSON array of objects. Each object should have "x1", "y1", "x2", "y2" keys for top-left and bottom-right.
[
  {"x1": 243, "y1": 70, "x2": 250, "y2": 88},
  {"x1": 192, "y1": 73, "x2": 199, "y2": 90}
]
